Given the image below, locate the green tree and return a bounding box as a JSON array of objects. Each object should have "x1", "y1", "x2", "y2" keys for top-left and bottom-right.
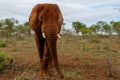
[
  {"x1": 72, "y1": 21, "x2": 86, "y2": 35},
  {"x1": 113, "y1": 21, "x2": 120, "y2": 38},
  {"x1": 80, "y1": 27, "x2": 91, "y2": 38},
  {"x1": 0, "y1": 20, "x2": 3, "y2": 38},
  {"x1": 61, "y1": 23, "x2": 66, "y2": 34},
  {"x1": 90, "y1": 24, "x2": 98, "y2": 34},
  {"x1": 108, "y1": 20, "x2": 114, "y2": 36},
  {"x1": 103, "y1": 23, "x2": 111, "y2": 35},
  {"x1": 0, "y1": 18, "x2": 18, "y2": 38},
  {"x1": 24, "y1": 21, "x2": 31, "y2": 36},
  {"x1": 96, "y1": 21, "x2": 106, "y2": 35},
  {"x1": 17, "y1": 24, "x2": 27, "y2": 35},
  {"x1": 0, "y1": 21, "x2": 2, "y2": 28}
]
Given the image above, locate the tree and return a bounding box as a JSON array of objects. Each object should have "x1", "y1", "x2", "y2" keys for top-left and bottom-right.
[
  {"x1": 72, "y1": 21, "x2": 80, "y2": 34},
  {"x1": 61, "y1": 23, "x2": 66, "y2": 34},
  {"x1": 24, "y1": 21, "x2": 31, "y2": 36},
  {"x1": 80, "y1": 27, "x2": 91, "y2": 38},
  {"x1": 103, "y1": 23, "x2": 111, "y2": 35},
  {"x1": 17, "y1": 24, "x2": 27, "y2": 35},
  {"x1": 63, "y1": 29, "x2": 73, "y2": 35},
  {"x1": 113, "y1": 21, "x2": 120, "y2": 38},
  {"x1": 108, "y1": 20, "x2": 114, "y2": 36},
  {"x1": 5, "y1": 18, "x2": 18, "y2": 32},
  {"x1": 89, "y1": 24, "x2": 98, "y2": 34},
  {"x1": 0, "y1": 21, "x2": 2, "y2": 28},
  {"x1": 96, "y1": 21, "x2": 106, "y2": 35},
  {"x1": 0, "y1": 20, "x2": 3, "y2": 37},
  {"x1": 0, "y1": 18, "x2": 18, "y2": 38},
  {"x1": 72, "y1": 21, "x2": 86, "y2": 35}
]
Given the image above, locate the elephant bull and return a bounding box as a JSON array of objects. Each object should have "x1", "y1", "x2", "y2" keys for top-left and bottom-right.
[{"x1": 29, "y1": 4, "x2": 63, "y2": 78}]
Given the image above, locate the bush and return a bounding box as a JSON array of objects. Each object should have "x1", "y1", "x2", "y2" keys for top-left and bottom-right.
[
  {"x1": 79, "y1": 45, "x2": 90, "y2": 52},
  {"x1": 0, "y1": 51, "x2": 13, "y2": 72},
  {"x1": 0, "y1": 64, "x2": 4, "y2": 71},
  {"x1": 17, "y1": 36, "x2": 25, "y2": 41},
  {"x1": 0, "y1": 52, "x2": 7, "y2": 62},
  {"x1": 0, "y1": 52, "x2": 7, "y2": 71},
  {"x1": 90, "y1": 38, "x2": 100, "y2": 43},
  {"x1": 10, "y1": 48, "x2": 18, "y2": 52},
  {"x1": 0, "y1": 41, "x2": 7, "y2": 47}
]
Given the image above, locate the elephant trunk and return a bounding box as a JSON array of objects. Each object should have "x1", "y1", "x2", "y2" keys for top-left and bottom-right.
[{"x1": 47, "y1": 38, "x2": 63, "y2": 78}]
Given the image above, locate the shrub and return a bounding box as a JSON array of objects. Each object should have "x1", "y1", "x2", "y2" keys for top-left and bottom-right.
[
  {"x1": 0, "y1": 64, "x2": 4, "y2": 71},
  {"x1": 0, "y1": 52, "x2": 7, "y2": 62},
  {"x1": 0, "y1": 52, "x2": 7, "y2": 71},
  {"x1": 17, "y1": 36, "x2": 25, "y2": 41},
  {"x1": 79, "y1": 45, "x2": 90, "y2": 52},
  {"x1": 11, "y1": 48, "x2": 18, "y2": 52},
  {"x1": 0, "y1": 41, "x2": 7, "y2": 47},
  {"x1": 90, "y1": 38, "x2": 100, "y2": 43},
  {"x1": 83, "y1": 46, "x2": 90, "y2": 51},
  {"x1": 0, "y1": 51, "x2": 13, "y2": 72}
]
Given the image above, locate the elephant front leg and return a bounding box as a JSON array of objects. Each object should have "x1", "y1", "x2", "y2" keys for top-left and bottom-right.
[
  {"x1": 48, "y1": 54, "x2": 53, "y2": 68},
  {"x1": 40, "y1": 40, "x2": 50, "y2": 76},
  {"x1": 35, "y1": 32, "x2": 45, "y2": 73}
]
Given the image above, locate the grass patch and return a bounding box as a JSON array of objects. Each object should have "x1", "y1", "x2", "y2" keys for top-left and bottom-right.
[
  {"x1": 74, "y1": 55, "x2": 80, "y2": 61},
  {"x1": 63, "y1": 71, "x2": 81, "y2": 79},
  {"x1": 79, "y1": 45, "x2": 90, "y2": 52},
  {"x1": 0, "y1": 52, "x2": 7, "y2": 71},
  {"x1": 16, "y1": 37, "x2": 25, "y2": 41},
  {"x1": 90, "y1": 38, "x2": 101, "y2": 43},
  {"x1": 10, "y1": 48, "x2": 18, "y2": 52},
  {"x1": 0, "y1": 40, "x2": 7, "y2": 47}
]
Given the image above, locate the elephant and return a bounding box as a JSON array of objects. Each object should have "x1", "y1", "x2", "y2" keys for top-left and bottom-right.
[{"x1": 29, "y1": 4, "x2": 63, "y2": 78}]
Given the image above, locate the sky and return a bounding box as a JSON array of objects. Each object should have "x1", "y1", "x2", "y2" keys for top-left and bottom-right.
[{"x1": 0, "y1": 0, "x2": 120, "y2": 29}]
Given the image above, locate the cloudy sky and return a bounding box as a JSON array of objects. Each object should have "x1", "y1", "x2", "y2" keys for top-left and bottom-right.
[{"x1": 0, "y1": 0, "x2": 120, "y2": 28}]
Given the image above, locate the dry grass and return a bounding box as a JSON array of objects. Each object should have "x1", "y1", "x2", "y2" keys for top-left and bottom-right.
[{"x1": 0, "y1": 35, "x2": 120, "y2": 80}]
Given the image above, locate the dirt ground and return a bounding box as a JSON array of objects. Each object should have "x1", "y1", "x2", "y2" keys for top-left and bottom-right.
[{"x1": 0, "y1": 35, "x2": 120, "y2": 80}]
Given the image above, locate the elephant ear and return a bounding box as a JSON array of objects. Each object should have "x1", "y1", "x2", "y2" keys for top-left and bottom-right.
[
  {"x1": 29, "y1": 9, "x2": 38, "y2": 31},
  {"x1": 29, "y1": 4, "x2": 44, "y2": 31},
  {"x1": 54, "y1": 4, "x2": 63, "y2": 34}
]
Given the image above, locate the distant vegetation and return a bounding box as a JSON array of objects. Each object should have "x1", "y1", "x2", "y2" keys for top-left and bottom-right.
[
  {"x1": 0, "y1": 18, "x2": 120, "y2": 39},
  {"x1": 0, "y1": 18, "x2": 30, "y2": 40},
  {"x1": 72, "y1": 21, "x2": 120, "y2": 37},
  {"x1": 63, "y1": 20, "x2": 120, "y2": 39}
]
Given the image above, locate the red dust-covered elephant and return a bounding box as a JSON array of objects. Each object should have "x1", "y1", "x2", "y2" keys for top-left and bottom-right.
[{"x1": 29, "y1": 4, "x2": 63, "y2": 78}]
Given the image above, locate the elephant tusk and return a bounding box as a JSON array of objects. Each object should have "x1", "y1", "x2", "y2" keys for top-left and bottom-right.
[
  {"x1": 42, "y1": 32, "x2": 46, "y2": 38},
  {"x1": 57, "y1": 34, "x2": 61, "y2": 39}
]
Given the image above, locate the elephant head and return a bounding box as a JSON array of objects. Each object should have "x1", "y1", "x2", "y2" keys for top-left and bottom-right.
[{"x1": 29, "y1": 3, "x2": 63, "y2": 78}]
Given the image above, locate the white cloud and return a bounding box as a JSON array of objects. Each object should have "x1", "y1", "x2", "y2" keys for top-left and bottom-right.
[{"x1": 0, "y1": 0, "x2": 120, "y2": 28}]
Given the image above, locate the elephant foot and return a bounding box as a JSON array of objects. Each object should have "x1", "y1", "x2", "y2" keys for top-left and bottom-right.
[
  {"x1": 56, "y1": 68, "x2": 64, "y2": 79},
  {"x1": 58, "y1": 73, "x2": 64, "y2": 79},
  {"x1": 48, "y1": 63, "x2": 53, "y2": 68},
  {"x1": 40, "y1": 69, "x2": 48, "y2": 76}
]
